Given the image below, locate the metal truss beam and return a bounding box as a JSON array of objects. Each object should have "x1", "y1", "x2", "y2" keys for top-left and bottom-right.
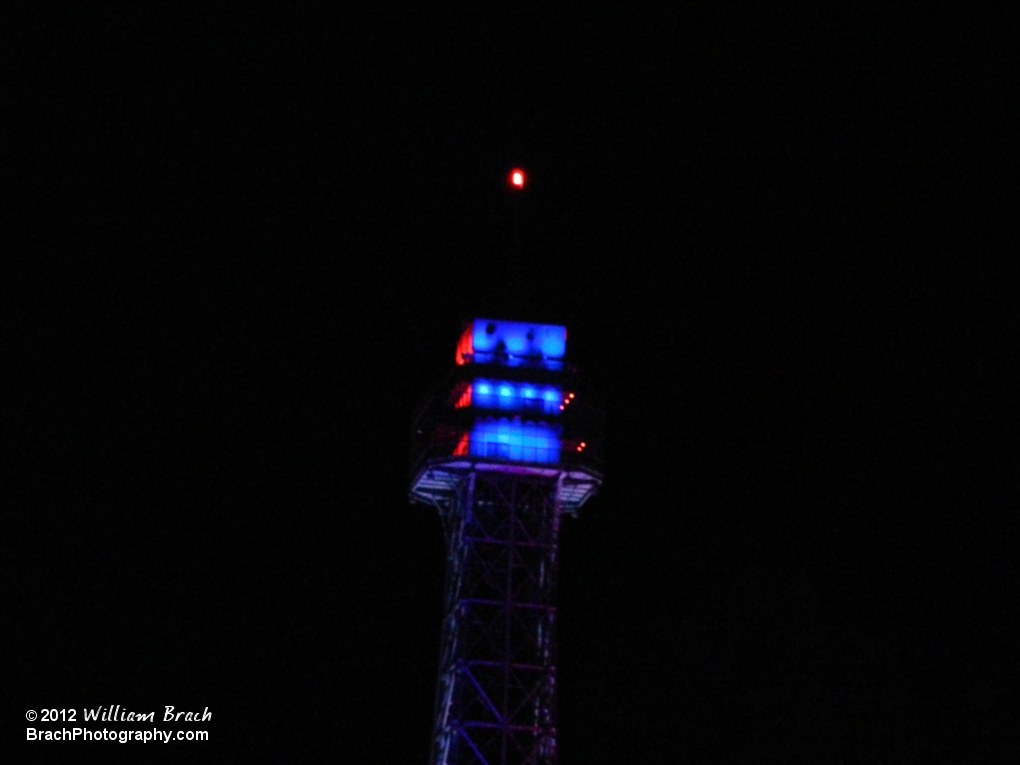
[{"x1": 431, "y1": 470, "x2": 562, "y2": 765}]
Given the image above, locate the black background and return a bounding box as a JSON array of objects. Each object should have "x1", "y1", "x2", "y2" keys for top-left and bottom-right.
[{"x1": 7, "y1": 6, "x2": 1014, "y2": 762}]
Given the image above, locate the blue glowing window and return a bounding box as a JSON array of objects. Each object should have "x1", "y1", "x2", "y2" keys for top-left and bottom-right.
[
  {"x1": 457, "y1": 319, "x2": 567, "y2": 369},
  {"x1": 469, "y1": 419, "x2": 561, "y2": 463},
  {"x1": 471, "y1": 379, "x2": 563, "y2": 415}
]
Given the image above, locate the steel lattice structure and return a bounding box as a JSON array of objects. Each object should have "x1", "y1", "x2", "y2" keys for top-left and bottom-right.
[{"x1": 410, "y1": 318, "x2": 603, "y2": 765}]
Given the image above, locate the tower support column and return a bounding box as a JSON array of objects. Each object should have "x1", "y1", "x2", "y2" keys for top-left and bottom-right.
[{"x1": 432, "y1": 470, "x2": 562, "y2": 765}]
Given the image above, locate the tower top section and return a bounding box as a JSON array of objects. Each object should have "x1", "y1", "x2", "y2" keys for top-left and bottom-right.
[
  {"x1": 411, "y1": 317, "x2": 602, "y2": 514},
  {"x1": 455, "y1": 318, "x2": 567, "y2": 370}
]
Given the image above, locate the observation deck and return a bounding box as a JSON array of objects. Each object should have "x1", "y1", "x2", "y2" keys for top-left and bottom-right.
[{"x1": 409, "y1": 318, "x2": 603, "y2": 515}]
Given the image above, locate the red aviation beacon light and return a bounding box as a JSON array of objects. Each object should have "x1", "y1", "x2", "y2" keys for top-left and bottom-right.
[{"x1": 508, "y1": 168, "x2": 526, "y2": 190}]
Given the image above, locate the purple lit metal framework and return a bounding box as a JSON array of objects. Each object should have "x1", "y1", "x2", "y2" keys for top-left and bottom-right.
[{"x1": 410, "y1": 319, "x2": 603, "y2": 765}]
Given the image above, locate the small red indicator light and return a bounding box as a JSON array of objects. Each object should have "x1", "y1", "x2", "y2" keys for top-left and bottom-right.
[
  {"x1": 509, "y1": 169, "x2": 526, "y2": 190},
  {"x1": 568, "y1": 393, "x2": 575, "y2": 399}
]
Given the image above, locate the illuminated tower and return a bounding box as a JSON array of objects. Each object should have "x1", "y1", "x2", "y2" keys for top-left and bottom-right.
[{"x1": 410, "y1": 318, "x2": 604, "y2": 765}]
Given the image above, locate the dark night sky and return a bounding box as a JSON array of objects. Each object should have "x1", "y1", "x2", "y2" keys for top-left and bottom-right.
[{"x1": 7, "y1": 6, "x2": 1015, "y2": 763}]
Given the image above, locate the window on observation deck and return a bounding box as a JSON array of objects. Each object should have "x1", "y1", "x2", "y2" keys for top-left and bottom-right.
[
  {"x1": 455, "y1": 319, "x2": 567, "y2": 370},
  {"x1": 468, "y1": 419, "x2": 561, "y2": 464},
  {"x1": 469, "y1": 380, "x2": 563, "y2": 415}
]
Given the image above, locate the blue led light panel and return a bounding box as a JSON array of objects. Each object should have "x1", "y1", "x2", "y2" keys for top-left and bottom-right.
[
  {"x1": 473, "y1": 380, "x2": 563, "y2": 415},
  {"x1": 455, "y1": 319, "x2": 568, "y2": 369},
  {"x1": 470, "y1": 319, "x2": 566, "y2": 360},
  {"x1": 469, "y1": 419, "x2": 561, "y2": 463}
]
